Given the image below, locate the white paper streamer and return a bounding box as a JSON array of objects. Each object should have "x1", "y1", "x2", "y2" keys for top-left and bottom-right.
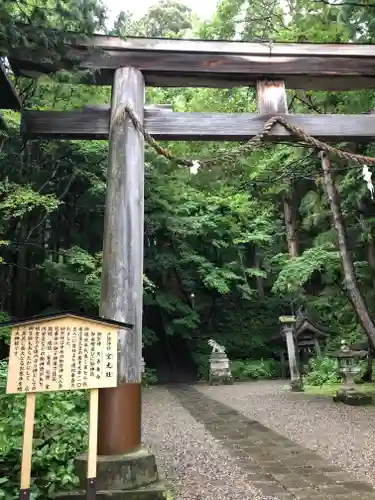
[{"x1": 362, "y1": 164, "x2": 374, "y2": 200}]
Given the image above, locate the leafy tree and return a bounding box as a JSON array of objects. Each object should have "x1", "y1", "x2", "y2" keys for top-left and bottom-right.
[
  {"x1": 113, "y1": 0, "x2": 193, "y2": 38},
  {"x1": 1, "y1": 2, "x2": 375, "y2": 495},
  {"x1": 0, "y1": 0, "x2": 106, "y2": 59}
]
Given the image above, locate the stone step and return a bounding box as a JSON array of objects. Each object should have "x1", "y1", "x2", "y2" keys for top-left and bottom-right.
[{"x1": 54, "y1": 481, "x2": 168, "y2": 500}]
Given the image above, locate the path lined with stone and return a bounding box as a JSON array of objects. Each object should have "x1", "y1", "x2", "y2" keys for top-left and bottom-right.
[
  {"x1": 142, "y1": 386, "x2": 266, "y2": 499},
  {"x1": 142, "y1": 382, "x2": 375, "y2": 499},
  {"x1": 174, "y1": 384, "x2": 375, "y2": 499},
  {"x1": 199, "y1": 381, "x2": 375, "y2": 489}
]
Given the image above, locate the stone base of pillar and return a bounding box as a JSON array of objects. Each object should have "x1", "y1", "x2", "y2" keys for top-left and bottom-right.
[
  {"x1": 209, "y1": 352, "x2": 233, "y2": 385},
  {"x1": 54, "y1": 482, "x2": 167, "y2": 499},
  {"x1": 333, "y1": 388, "x2": 372, "y2": 406},
  {"x1": 54, "y1": 448, "x2": 167, "y2": 500},
  {"x1": 290, "y1": 379, "x2": 303, "y2": 392}
]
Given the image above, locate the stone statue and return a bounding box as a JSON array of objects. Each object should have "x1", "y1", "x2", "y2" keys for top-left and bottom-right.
[
  {"x1": 207, "y1": 339, "x2": 232, "y2": 385},
  {"x1": 208, "y1": 339, "x2": 226, "y2": 354}
]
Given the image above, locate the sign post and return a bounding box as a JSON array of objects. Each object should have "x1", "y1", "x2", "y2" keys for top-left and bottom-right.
[
  {"x1": 3, "y1": 312, "x2": 133, "y2": 500},
  {"x1": 87, "y1": 388, "x2": 99, "y2": 500},
  {"x1": 19, "y1": 392, "x2": 36, "y2": 500}
]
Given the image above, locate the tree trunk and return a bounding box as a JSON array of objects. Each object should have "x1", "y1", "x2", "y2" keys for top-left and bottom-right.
[
  {"x1": 15, "y1": 221, "x2": 27, "y2": 317},
  {"x1": 254, "y1": 249, "x2": 265, "y2": 300},
  {"x1": 357, "y1": 200, "x2": 375, "y2": 290},
  {"x1": 283, "y1": 185, "x2": 299, "y2": 258},
  {"x1": 321, "y1": 152, "x2": 375, "y2": 347}
]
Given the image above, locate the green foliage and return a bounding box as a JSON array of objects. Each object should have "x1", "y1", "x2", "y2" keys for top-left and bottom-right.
[
  {"x1": 190, "y1": 341, "x2": 211, "y2": 381},
  {"x1": 273, "y1": 244, "x2": 341, "y2": 294},
  {"x1": 0, "y1": 312, "x2": 11, "y2": 345},
  {"x1": 142, "y1": 367, "x2": 158, "y2": 387},
  {"x1": 43, "y1": 247, "x2": 102, "y2": 309},
  {"x1": 305, "y1": 383, "x2": 375, "y2": 397},
  {"x1": 0, "y1": 0, "x2": 373, "y2": 369},
  {"x1": 231, "y1": 359, "x2": 281, "y2": 381},
  {"x1": 113, "y1": 1, "x2": 193, "y2": 38},
  {"x1": 303, "y1": 357, "x2": 341, "y2": 387},
  {"x1": 0, "y1": 361, "x2": 87, "y2": 499},
  {"x1": 1, "y1": 2, "x2": 375, "y2": 494}
]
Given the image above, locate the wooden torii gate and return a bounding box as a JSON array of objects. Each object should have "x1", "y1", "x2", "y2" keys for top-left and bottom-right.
[{"x1": 9, "y1": 35, "x2": 375, "y2": 456}]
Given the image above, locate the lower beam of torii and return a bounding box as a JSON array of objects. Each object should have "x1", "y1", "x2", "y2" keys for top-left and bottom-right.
[{"x1": 98, "y1": 66, "x2": 144, "y2": 454}]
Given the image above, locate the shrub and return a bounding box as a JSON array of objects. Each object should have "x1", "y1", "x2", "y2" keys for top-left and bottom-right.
[
  {"x1": 303, "y1": 357, "x2": 341, "y2": 386},
  {"x1": 231, "y1": 359, "x2": 281, "y2": 381},
  {"x1": 0, "y1": 311, "x2": 11, "y2": 345},
  {"x1": 194, "y1": 352, "x2": 210, "y2": 381},
  {"x1": 0, "y1": 359, "x2": 88, "y2": 499},
  {"x1": 142, "y1": 367, "x2": 158, "y2": 387}
]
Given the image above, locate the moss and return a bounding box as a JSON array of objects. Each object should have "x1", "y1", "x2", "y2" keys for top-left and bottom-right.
[{"x1": 304, "y1": 383, "x2": 375, "y2": 397}]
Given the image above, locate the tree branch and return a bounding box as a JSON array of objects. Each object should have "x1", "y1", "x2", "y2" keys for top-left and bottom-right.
[{"x1": 315, "y1": 0, "x2": 375, "y2": 8}]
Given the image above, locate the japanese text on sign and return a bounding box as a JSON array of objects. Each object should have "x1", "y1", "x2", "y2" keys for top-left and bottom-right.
[{"x1": 7, "y1": 319, "x2": 118, "y2": 394}]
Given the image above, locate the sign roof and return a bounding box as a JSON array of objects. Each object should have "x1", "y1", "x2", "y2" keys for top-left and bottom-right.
[{"x1": 0, "y1": 311, "x2": 133, "y2": 329}]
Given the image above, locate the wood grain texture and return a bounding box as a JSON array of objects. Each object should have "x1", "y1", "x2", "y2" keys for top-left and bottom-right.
[
  {"x1": 9, "y1": 36, "x2": 375, "y2": 89},
  {"x1": 20, "y1": 392, "x2": 36, "y2": 490},
  {"x1": 70, "y1": 35, "x2": 375, "y2": 56},
  {"x1": 256, "y1": 81, "x2": 287, "y2": 114},
  {"x1": 22, "y1": 108, "x2": 375, "y2": 142},
  {"x1": 99, "y1": 67, "x2": 144, "y2": 384},
  {"x1": 87, "y1": 388, "x2": 98, "y2": 480},
  {"x1": 285, "y1": 328, "x2": 301, "y2": 382}
]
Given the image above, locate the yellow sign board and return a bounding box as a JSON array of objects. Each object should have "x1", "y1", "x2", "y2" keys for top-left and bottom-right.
[{"x1": 6, "y1": 316, "x2": 118, "y2": 394}]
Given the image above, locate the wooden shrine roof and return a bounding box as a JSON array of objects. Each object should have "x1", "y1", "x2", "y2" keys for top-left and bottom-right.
[
  {"x1": 0, "y1": 60, "x2": 21, "y2": 110},
  {"x1": 8, "y1": 34, "x2": 375, "y2": 90},
  {"x1": 0, "y1": 311, "x2": 133, "y2": 329},
  {"x1": 268, "y1": 313, "x2": 328, "y2": 345},
  {"x1": 295, "y1": 316, "x2": 328, "y2": 339}
]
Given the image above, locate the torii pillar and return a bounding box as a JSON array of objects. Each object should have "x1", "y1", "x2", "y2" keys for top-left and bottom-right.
[
  {"x1": 98, "y1": 66, "x2": 144, "y2": 454},
  {"x1": 58, "y1": 67, "x2": 164, "y2": 499}
]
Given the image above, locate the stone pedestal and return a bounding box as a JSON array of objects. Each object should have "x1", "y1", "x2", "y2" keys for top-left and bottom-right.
[
  {"x1": 54, "y1": 449, "x2": 166, "y2": 499},
  {"x1": 333, "y1": 388, "x2": 372, "y2": 406},
  {"x1": 209, "y1": 352, "x2": 233, "y2": 385}
]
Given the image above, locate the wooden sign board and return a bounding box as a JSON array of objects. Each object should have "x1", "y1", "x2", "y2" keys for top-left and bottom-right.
[
  {"x1": 7, "y1": 316, "x2": 119, "y2": 394},
  {"x1": 1, "y1": 312, "x2": 133, "y2": 500}
]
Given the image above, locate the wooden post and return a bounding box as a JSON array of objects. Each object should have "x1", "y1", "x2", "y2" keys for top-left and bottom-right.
[
  {"x1": 285, "y1": 327, "x2": 301, "y2": 389},
  {"x1": 256, "y1": 81, "x2": 287, "y2": 114},
  {"x1": 19, "y1": 392, "x2": 36, "y2": 500},
  {"x1": 280, "y1": 351, "x2": 287, "y2": 378},
  {"x1": 280, "y1": 317, "x2": 302, "y2": 391},
  {"x1": 98, "y1": 66, "x2": 144, "y2": 455},
  {"x1": 87, "y1": 388, "x2": 99, "y2": 499}
]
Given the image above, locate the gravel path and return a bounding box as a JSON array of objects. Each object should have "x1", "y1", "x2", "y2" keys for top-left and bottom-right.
[
  {"x1": 142, "y1": 386, "x2": 270, "y2": 500},
  {"x1": 199, "y1": 380, "x2": 375, "y2": 487}
]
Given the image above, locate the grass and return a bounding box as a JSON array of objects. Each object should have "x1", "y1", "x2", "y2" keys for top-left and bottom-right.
[{"x1": 304, "y1": 383, "x2": 375, "y2": 397}]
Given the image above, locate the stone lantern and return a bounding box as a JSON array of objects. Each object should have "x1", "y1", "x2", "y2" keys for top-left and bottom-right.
[{"x1": 331, "y1": 340, "x2": 371, "y2": 405}]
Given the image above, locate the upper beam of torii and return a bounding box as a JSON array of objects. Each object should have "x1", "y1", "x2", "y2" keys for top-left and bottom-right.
[
  {"x1": 9, "y1": 34, "x2": 375, "y2": 90},
  {"x1": 11, "y1": 35, "x2": 375, "y2": 142}
]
